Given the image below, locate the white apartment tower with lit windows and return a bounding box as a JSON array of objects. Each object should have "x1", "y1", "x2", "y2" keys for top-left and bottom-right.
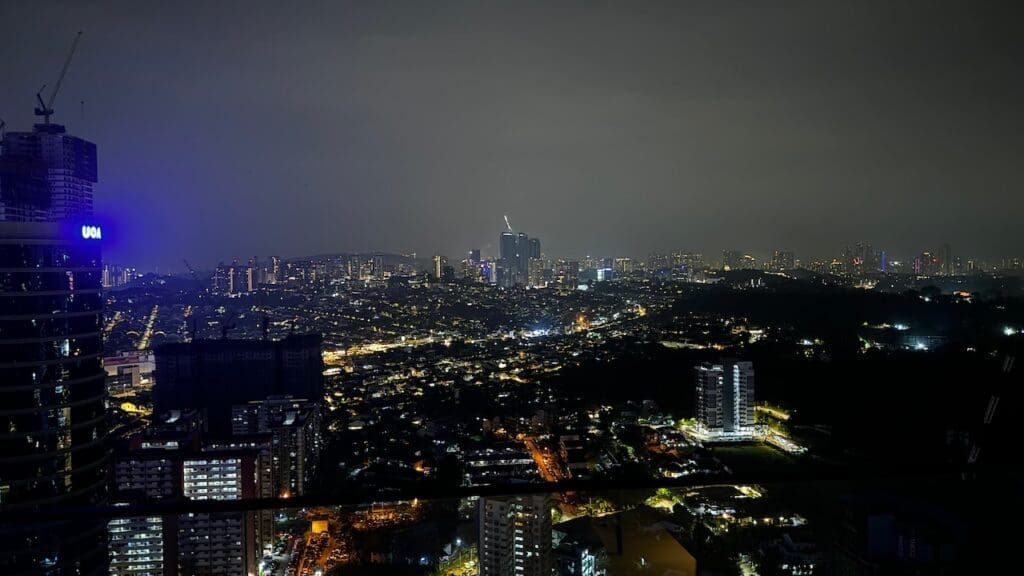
[
  {"x1": 695, "y1": 360, "x2": 756, "y2": 438},
  {"x1": 479, "y1": 494, "x2": 552, "y2": 576}
]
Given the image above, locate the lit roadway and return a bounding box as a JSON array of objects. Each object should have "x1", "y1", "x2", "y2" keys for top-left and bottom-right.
[
  {"x1": 523, "y1": 437, "x2": 579, "y2": 517},
  {"x1": 322, "y1": 304, "x2": 646, "y2": 364},
  {"x1": 137, "y1": 305, "x2": 159, "y2": 350},
  {"x1": 523, "y1": 437, "x2": 569, "y2": 483},
  {"x1": 103, "y1": 310, "x2": 122, "y2": 336},
  {"x1": 755, "y1": 405, "x2": 791, "y2": 421}
]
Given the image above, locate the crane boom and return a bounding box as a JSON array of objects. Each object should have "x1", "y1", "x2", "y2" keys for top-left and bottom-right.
[
  {"x1": 504, "y1": 215, "x2": 513, "y2": 232},
  {"x1": 35, "y1": 31, "x2": 83, "y2": 124},
  {"x1": 182, "y1": 259, "x2": 206, "y2": 293}
]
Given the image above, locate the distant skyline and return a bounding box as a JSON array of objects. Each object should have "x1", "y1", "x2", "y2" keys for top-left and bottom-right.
[{"x1": 1, "y1": 1, "x2": 1021, "y2": 270}]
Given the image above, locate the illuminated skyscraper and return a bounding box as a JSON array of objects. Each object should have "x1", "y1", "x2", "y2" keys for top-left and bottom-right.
[
  {"x1": 528, "y1": 258, "x2": 549, "y2": 288},
  {"x1": 770, "y1": 250, "x2": 795, "y2": 271},
  {"x1": 110, "y1": 413, "x2": 273, "y2": 575},
  {"x1": 271, "y1": 255, "x2": 282, "y2": 284},
  {"x1": 516, "y1": 232, "x2": 529, "y2": 272},
  {"x1": 479, "y1": 494, "x2": 552, "y2": 576},
  {"x1": 647, "y1": 252, "x2": 670, "y2": 271},
  {"x1": 695, "y1": 360, "x2": 755, "y2": 437},
  {"x1": 0, "y1": 222, "x2": 109, "y2": 574},
  {"x1": 231, "y1": 396, "x2": 322, "y2": 497},
  {"x1": 0, "y1": 226, "x2": 108, "y2": 573},
  {"x1": 528, "y1": 237, "x2": 541, "y2": 260},
  {"x1": 0, "y1": 115, "x2": 108, "y2": 574},
  {"x1": 499, "y1": 231, "x2": 518, "y2": 286},
  {"x1": 500, "y1": 231, "x2": 517, "y2": 262},
  {"x1": 179, "y1": 453, "x2": 265, "y2": 575},
  {"x1": 498, "y1": 221, "x2": 540, "y2": 287},
  {"x1": 247, "y1": 257, "x2": 257, "y2": 291},
  {"x1": 555, "y1": 259, "x2": 580, "y2": 287},
  {"x1": 433, "y1": 254, "x2": 447, "y2": 280}
]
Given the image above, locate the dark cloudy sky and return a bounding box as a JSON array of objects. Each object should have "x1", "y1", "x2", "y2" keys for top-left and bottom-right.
[{"x1": 1, "y1": 1, "x2": 1021, "y2": 270}]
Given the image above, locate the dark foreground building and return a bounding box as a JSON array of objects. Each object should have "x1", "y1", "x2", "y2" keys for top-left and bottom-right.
[
  {"x1": 154, "y1": 334, "x2": 324, "y2": 435},
  {"x1": 0, "y1": 220, "x2": 108, "y2": 575}
]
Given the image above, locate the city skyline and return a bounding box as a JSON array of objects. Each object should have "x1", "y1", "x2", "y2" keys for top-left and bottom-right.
[
  {"x1": 1, "y1": 1, "x2": 1022, "y2": 270},
  {"x1": 1, "y1": 3, "x2": 1020, "y2": 574}
]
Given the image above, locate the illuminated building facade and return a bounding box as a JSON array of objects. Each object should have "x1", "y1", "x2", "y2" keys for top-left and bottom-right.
[
  {"x1": 771, "y1": 250, "x2": 795, "y2": 271},
  {"x1": 498, "y1": 224, "x2": 542, "y2": 287},
  {"x1": 231, "y1": 396, "x2": 322, "y2": 497},
  {"x1": 479, "y1": 494, "x2": 552, "y2": 576},
  {"x1": 695, "y1": 360, "x2": 756, "y2": 437},
  {"x1": 179, "y1": 454, "x2": 264, "y2": 576},
  {"x1": 0, "y1": 220, "x2": 108, "y2": 575}
]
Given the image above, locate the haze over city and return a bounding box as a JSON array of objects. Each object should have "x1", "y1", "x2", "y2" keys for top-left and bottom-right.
[
  {"x1": 1, "y1": 0, "x2": 1021, "y2": 270},
  {"x1": 5, "y1": 2, "x2": 1024, "y2": 575}
]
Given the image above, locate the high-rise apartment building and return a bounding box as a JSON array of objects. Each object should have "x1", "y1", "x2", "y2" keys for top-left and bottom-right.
[
  {"x1": 231, "y1": 396, "x2": 322, "y2": 497},
  {"x1": 109, "y1": 412, "x2": 272, "y2": 575},
  {"x1": 0, "y1": 123, "x2": 97, "y2": 222},
  {"x1": 109, "y1": 427, "x2": 193, "y2": 576},
  {"x1": 555, "y1": 259, "x2": 580, "y2": 287},
  {"x1": 179, "y1": 453, "x2": 266, "y2": 576},
  {"x1": 479, "y1": 494, "x2": 552, "y2": 576},
  {"x1": 647, "y1": 252, "x2": 670, "y2": 271},
  {"x1": 433, "y1": 254, "x2": 447, "y2": 280},
  {"x1": 1, "y1": 117, "x2": 108, "y2": 575},
  {"x1": 270, "y1": 255, "x2": 281, "y2": 283},
  {"x1": 213, "y1": 259, "x2": 258, "y2": 295},
  {"x1": 528, "y1": 258, "x2": 549, "y2": 288},
  {"x1": 694, "y1": 360, "x2": 756, "y2": 437}
]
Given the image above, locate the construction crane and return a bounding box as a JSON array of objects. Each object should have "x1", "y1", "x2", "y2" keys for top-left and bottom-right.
[
  {"x1": 182, "y1": 259, "x2": 205, "y2": 290},
  {"x1": 504, "y1": 215, "x2": 514, "y2": 232},
  {"x1": 35, "y1": 31, "x2": 83, "y2": 124}
]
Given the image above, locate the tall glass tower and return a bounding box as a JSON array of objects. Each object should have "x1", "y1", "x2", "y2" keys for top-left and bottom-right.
[
  {"x1": 0, "y1": 221, "x2": 108, "y2": 575},
  {"x1": 1, "y1": 121, "x2": 107, "y2": 575}
]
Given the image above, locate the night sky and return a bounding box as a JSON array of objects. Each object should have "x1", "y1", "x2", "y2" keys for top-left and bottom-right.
[{"x1": 1, "y1": 1, "x2": 1021, "y2": 270}]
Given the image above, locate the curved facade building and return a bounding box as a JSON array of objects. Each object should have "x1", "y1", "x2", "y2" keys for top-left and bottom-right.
[{"x1": 0, "y1": 221, "x2": 108, "y2": 575}]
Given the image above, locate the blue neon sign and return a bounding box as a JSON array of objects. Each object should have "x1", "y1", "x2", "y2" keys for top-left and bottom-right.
[{"x1": 81, "y1": 225, "x2": 103, "y2": 240}]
